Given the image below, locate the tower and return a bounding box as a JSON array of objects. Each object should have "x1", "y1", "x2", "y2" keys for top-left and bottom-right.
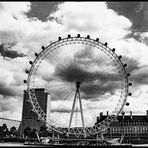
[{"x1": 20, "y1": 88, "x2": 48, "y2": 136}]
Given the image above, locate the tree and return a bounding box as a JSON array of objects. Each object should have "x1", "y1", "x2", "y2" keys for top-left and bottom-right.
[
  {"x1": 24, "y1": 126, "x2": 32, "y2": 138},
  {"x1": 9, "y1": 126, "x2": 17, "y2": 137},
  {"x1": 30, "y1": 128, "x2": 37, "y2": 138},
  {"x1": 15, "y1": 130, "x2": 20, "y2": 137},
  {"x1": 0, "y1": 126, "x2": 3, "y2": 137},
  {"x1": 39, "y1": 125, "x2": 50, "y2": 137},
  {"x1": 1, "y1": 123, "x2": 9, "y2": 137}
]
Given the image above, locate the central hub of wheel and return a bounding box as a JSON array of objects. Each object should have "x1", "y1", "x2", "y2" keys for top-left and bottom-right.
[{"x1": 76, "y1": 80, "x2": 81, "y2": 89}]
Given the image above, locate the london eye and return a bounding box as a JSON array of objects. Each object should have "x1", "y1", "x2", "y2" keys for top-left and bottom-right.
[{"x1": 24, "y1": 34, "x2": 132, "y2": 137}]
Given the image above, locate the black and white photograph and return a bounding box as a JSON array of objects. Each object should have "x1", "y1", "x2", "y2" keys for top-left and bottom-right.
[{"x1": 0, "y1": 1, "x2": 148, "y2": 147}]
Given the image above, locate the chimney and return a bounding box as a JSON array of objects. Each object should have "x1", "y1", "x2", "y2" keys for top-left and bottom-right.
[
  {"x1": 122, "y1": 114, "x2": 124, "y2": 120},
  {"x1": 130, "y1": 111, "x2": 133, "y2": 119},
  {"x1": 146, "y1": 110, "x2": 148, "y2": 120},
  {"x1": 107, "y1": 111, "x2": 109, "y2": 116},
  {"x1": 100, "y1": 112, "x2": 103, "y2": 120},
  {"x1": 97, "y1": 117, "x2": 99, "y2": 123}
]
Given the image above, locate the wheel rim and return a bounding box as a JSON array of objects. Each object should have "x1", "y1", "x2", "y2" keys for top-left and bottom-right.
[{"x1": 26, "y1": 36, "x2": 130, "y2": 136}]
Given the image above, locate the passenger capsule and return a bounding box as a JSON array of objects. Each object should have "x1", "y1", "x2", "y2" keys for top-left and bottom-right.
[
  {"x1": 123, "y1": 64, "x2": 127, "y2": 67},
  {"x1": 112, "y1": 48, "x2": 115, "y2": 52},
  {"x1": 127, "y1": 73, "x2": 131, "y2": 77},
  {"x1": 77, "y1": 34, "x2": 80, "y2": 37},
  {"x1": 29, "y1": 61, "x2": 33, "y2": 65},
  {"x1": 118, "y1": 55, "x2": 122, "y2": 59},
  {"x1": 87, "y1": 35, "x2": 90, "y2": 39},
  {"x1": 128, "y1": 93, "x2": 132, "y2": 96},
  {"x1": 41, "y1": 46, "x2": 45, "y2": 50},
  {"x1": 126, "y1": 102, "x2": 130, "y2": 106},
  {"x1": 96, "y1": 38, "x2": 99, "y2": 41},
  {"x1": 104, "y1": 42, "x2": 108, "y2": 46},
  {"x1": 35, "y1": 53, "x2": 38, "y2": 57},
  {"x1": 25, "y1": 70, "x2": 29, "y2": 73},
  {"x1": 58, "y1": 36, "x2": 61, "y2": 40}
]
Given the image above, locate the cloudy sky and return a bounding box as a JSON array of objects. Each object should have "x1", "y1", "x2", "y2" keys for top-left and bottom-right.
[{"x1": 0, "y1": 2, "x2": 148, "y2": 127}]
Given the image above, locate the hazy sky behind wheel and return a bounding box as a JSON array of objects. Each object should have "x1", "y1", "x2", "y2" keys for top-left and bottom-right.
[{"x1": 0, "y1": 2, "x2": 148, "y2": 123}]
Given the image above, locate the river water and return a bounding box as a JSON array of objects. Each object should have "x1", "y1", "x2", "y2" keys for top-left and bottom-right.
[
  {"x1": 1, "y1": 142, "x2": 148, "y2": 147},
  {"x1": 0, "y1": 143, "x2": 24, "y2": 146},
  {"x1": 0, "y1": 142, "x2": 39, "y2": 147}
]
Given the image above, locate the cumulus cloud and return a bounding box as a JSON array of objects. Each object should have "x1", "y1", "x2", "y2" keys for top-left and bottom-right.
[
  {"x1": 107, "y1": 2, "x2": 148, "y2": 33},
  {"x1": 0, "y1": 95, "x2": 22, "y2": 120},
  {"x1": 50, "y1": 2, "x2": 132, "y2": 40},
  {"x1": 0, "y1": 44, "x2": 25, "y2": 59}
]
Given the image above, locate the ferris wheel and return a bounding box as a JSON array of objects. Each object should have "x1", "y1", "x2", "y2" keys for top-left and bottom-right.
[{"x1": 24, "y1": 34, "x2": 132, "y2": 137}]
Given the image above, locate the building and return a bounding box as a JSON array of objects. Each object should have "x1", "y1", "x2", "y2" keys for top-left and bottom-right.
[
  {"x1": 20, "y1": 88, "x2": 48, "y2": 136},
  {"x1": 96, "y1": 111, "x2": 148, "y2": 144}
]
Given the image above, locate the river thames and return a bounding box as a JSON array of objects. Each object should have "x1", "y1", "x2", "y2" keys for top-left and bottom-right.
[{"x1": 1, "y1": 142, "x2": 148, "y2": 147}]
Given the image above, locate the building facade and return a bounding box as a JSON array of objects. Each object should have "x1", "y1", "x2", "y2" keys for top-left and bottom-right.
[
  {"x1": 96, "y1": 111, "x2": 148, "y2": 144},
  {"x1": 20, "y1": 88, "x2": 48, "y2": 136}
]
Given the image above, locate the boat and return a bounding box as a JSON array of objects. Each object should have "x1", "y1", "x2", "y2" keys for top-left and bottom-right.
[{"x1": 105, "y1": 133, "x2": 132, "y2": 146}]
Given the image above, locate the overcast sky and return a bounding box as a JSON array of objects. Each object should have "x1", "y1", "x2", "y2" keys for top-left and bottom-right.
[{"x1": 0, "y1": 2, "x2": 148, "y2": 125}]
